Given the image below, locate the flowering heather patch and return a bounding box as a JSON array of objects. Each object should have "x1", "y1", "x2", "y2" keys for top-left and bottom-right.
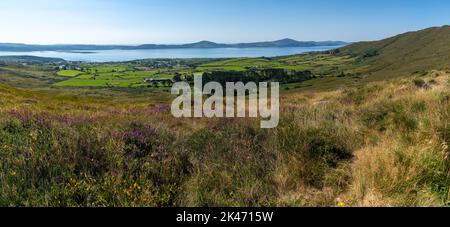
[
  {"x1": 115, "y1": 123, "x2": 161, "y2": 158},
  {"x1": 7, "y1": 109, "x2": 33, "y2": 123},
  {"x1": 53, "y1": 113, "x2": 98, "y2": 125},
  {"x1": 147, "y1": 104, "x2": 171, "y2": 114},
  {"x1": 117, "y1": 124, "x2": 157, "y2": 145},
  {"x1": 7, "y1": 109, "x2": 100, "y2": 127},
  {"x1": 125, "y1": 104, "x2": 171, "y2": 116},
  {"x1": 33, "y1": 113, "x2": 53, "y2": 127},
  {"x1": 108, "y1": 108, "x2": 127, "y2": 115},
  {"x1": 7, "y1": 109, "x2": 53, "y2": 127}
]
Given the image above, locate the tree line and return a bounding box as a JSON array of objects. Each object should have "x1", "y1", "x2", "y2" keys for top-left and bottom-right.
[{"x1": 175, "y1": 69, "x2": 313, "y2": 85}]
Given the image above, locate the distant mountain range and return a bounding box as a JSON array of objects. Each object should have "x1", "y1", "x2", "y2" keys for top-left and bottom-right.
[{"x1": 0, "y1": 39, "x2": 347, "y2": 52}]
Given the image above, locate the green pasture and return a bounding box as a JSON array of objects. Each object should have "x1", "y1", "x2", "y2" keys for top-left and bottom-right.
[
  {"x1": 57, "y1": 70, "x2": 83, "y2": 77},
  {"x1": 54, "y1": 67, "x2": 175, "y2": 88}
]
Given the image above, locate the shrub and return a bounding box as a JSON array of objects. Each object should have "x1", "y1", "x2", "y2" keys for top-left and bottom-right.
[
  {"x1": 277, "y1": 119, "x2": 360, "y2": 189},
  {"x1": 301, "y1": 126, "x2": 356, "y2": 187},
  {"x1": 417, "y1": 142, "x2": 450, "y2": 205},
  {"x1": 361, "y1": 101, "x2": 417, "y2": 132},
  {"x1": 361, "y1": 102, "x2": 391, "y2": 131},
  {"x1": 340, "y1": 85, "x2": 382, "y2": 105},
  {"x1": 411, "y1": 100, "x2": 427, "y2": 113},
  {"x1": 362, "y1": 49, "x2": 380, "y2": 58},
  {"x1": 413, "y1": 79, "x2": 430, "y2": 89},
  {"x1": 428, "y1": 79, "x2": 438, "y2": 85},
  {"x1": 181, "y1": 120, "x2": 276, "y2": 206}
]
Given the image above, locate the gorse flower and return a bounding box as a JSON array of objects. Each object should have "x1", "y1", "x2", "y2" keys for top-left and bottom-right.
[
  {"x1": 29, "y1": 132, "x2": 38, "y2": 141},
  {"x1": 336, "y1": 197, "x2": 346, "y2": 207}
]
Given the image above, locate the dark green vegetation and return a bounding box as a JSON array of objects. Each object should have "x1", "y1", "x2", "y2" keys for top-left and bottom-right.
[
  {"x1": 202, "y1": 69, "x2": 313, "y2": 85},
  {"x1": 0, "y1": 26, "x2": 449, "y2": 207},
  {"x1": 0, "y1": 55, "x2": 65, "y2": 64}
]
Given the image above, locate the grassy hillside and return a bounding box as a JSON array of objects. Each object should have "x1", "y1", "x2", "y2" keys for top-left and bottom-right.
[
  {"x1": 0, "y1": 70, "x2": 448, "y2": 206},
  {"x1": 340, "y1": 26, "x2": 450, "y2": 79}
]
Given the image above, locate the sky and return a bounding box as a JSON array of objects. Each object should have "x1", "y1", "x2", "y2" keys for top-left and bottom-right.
[{"x1": 0, "y1": 0, "x2": 450, "y2": 45}]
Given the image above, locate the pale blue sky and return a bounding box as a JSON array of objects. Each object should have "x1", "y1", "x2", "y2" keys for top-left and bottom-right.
[{"x1": 0, "y1": 0, "x2": 449, "y2": 44}]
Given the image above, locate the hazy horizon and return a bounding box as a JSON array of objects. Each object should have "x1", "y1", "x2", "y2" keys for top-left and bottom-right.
[
  {"x1": 0, "y1": 38, "x2": 347, "y2": 46},
  {"x1": 1, "y1": 0, "x2": 450, "y2": 45}
]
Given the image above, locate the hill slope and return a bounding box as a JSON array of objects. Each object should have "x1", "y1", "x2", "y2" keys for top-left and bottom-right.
[{"x1": 339, "y1": 26, "x2": 450, "y2": 78}]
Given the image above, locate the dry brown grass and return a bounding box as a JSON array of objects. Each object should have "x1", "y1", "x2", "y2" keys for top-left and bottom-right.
[{"x1": 277, "y1": 71, "x2": 450, "y2": 207}]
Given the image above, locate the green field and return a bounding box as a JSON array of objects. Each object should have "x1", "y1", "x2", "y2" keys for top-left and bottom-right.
[
  {"x1": 197, "y1": 57, "x2": 312, "y2": 71},
  {"x1": 54, "y1": 66, "x2": 174, "y2": 87},
  {"x1": 196, "y1": 55, "x2": 356, "y2": 75},
  {"x1": 57, "y1": 70, "x2": 83, "y2": 77},
  {"x1": 30, "y1": 50, "x2": 366, "y2": 89},
  {"x1": 197, "y1": 58, "x2": 280, "y2": 71}
]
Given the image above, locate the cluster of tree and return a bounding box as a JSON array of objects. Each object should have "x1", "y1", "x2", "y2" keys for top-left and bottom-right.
[
  {"x1": 326, "y1": 48, "x2": 341, "y2": 55},
  {"x1": 147, "y1": 81, "x2": 173, "y2": 88},
  {"x1": 362, "y1": 49, "x2": 380, "y2": 58}
]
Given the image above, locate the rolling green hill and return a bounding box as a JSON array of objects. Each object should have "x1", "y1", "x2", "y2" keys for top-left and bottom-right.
[{"x1": 340, "y1": 25, "x2": 450, "y2": 79}]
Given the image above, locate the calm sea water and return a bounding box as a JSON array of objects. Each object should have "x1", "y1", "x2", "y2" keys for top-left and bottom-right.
[{"x1": 0, "y1": 46, "x2": 342, "y2": 62}]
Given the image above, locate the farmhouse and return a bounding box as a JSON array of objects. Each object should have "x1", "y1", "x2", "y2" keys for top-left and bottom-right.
[{"x1": 58, "y1": 65, "x2": 72, "y2": 70}]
